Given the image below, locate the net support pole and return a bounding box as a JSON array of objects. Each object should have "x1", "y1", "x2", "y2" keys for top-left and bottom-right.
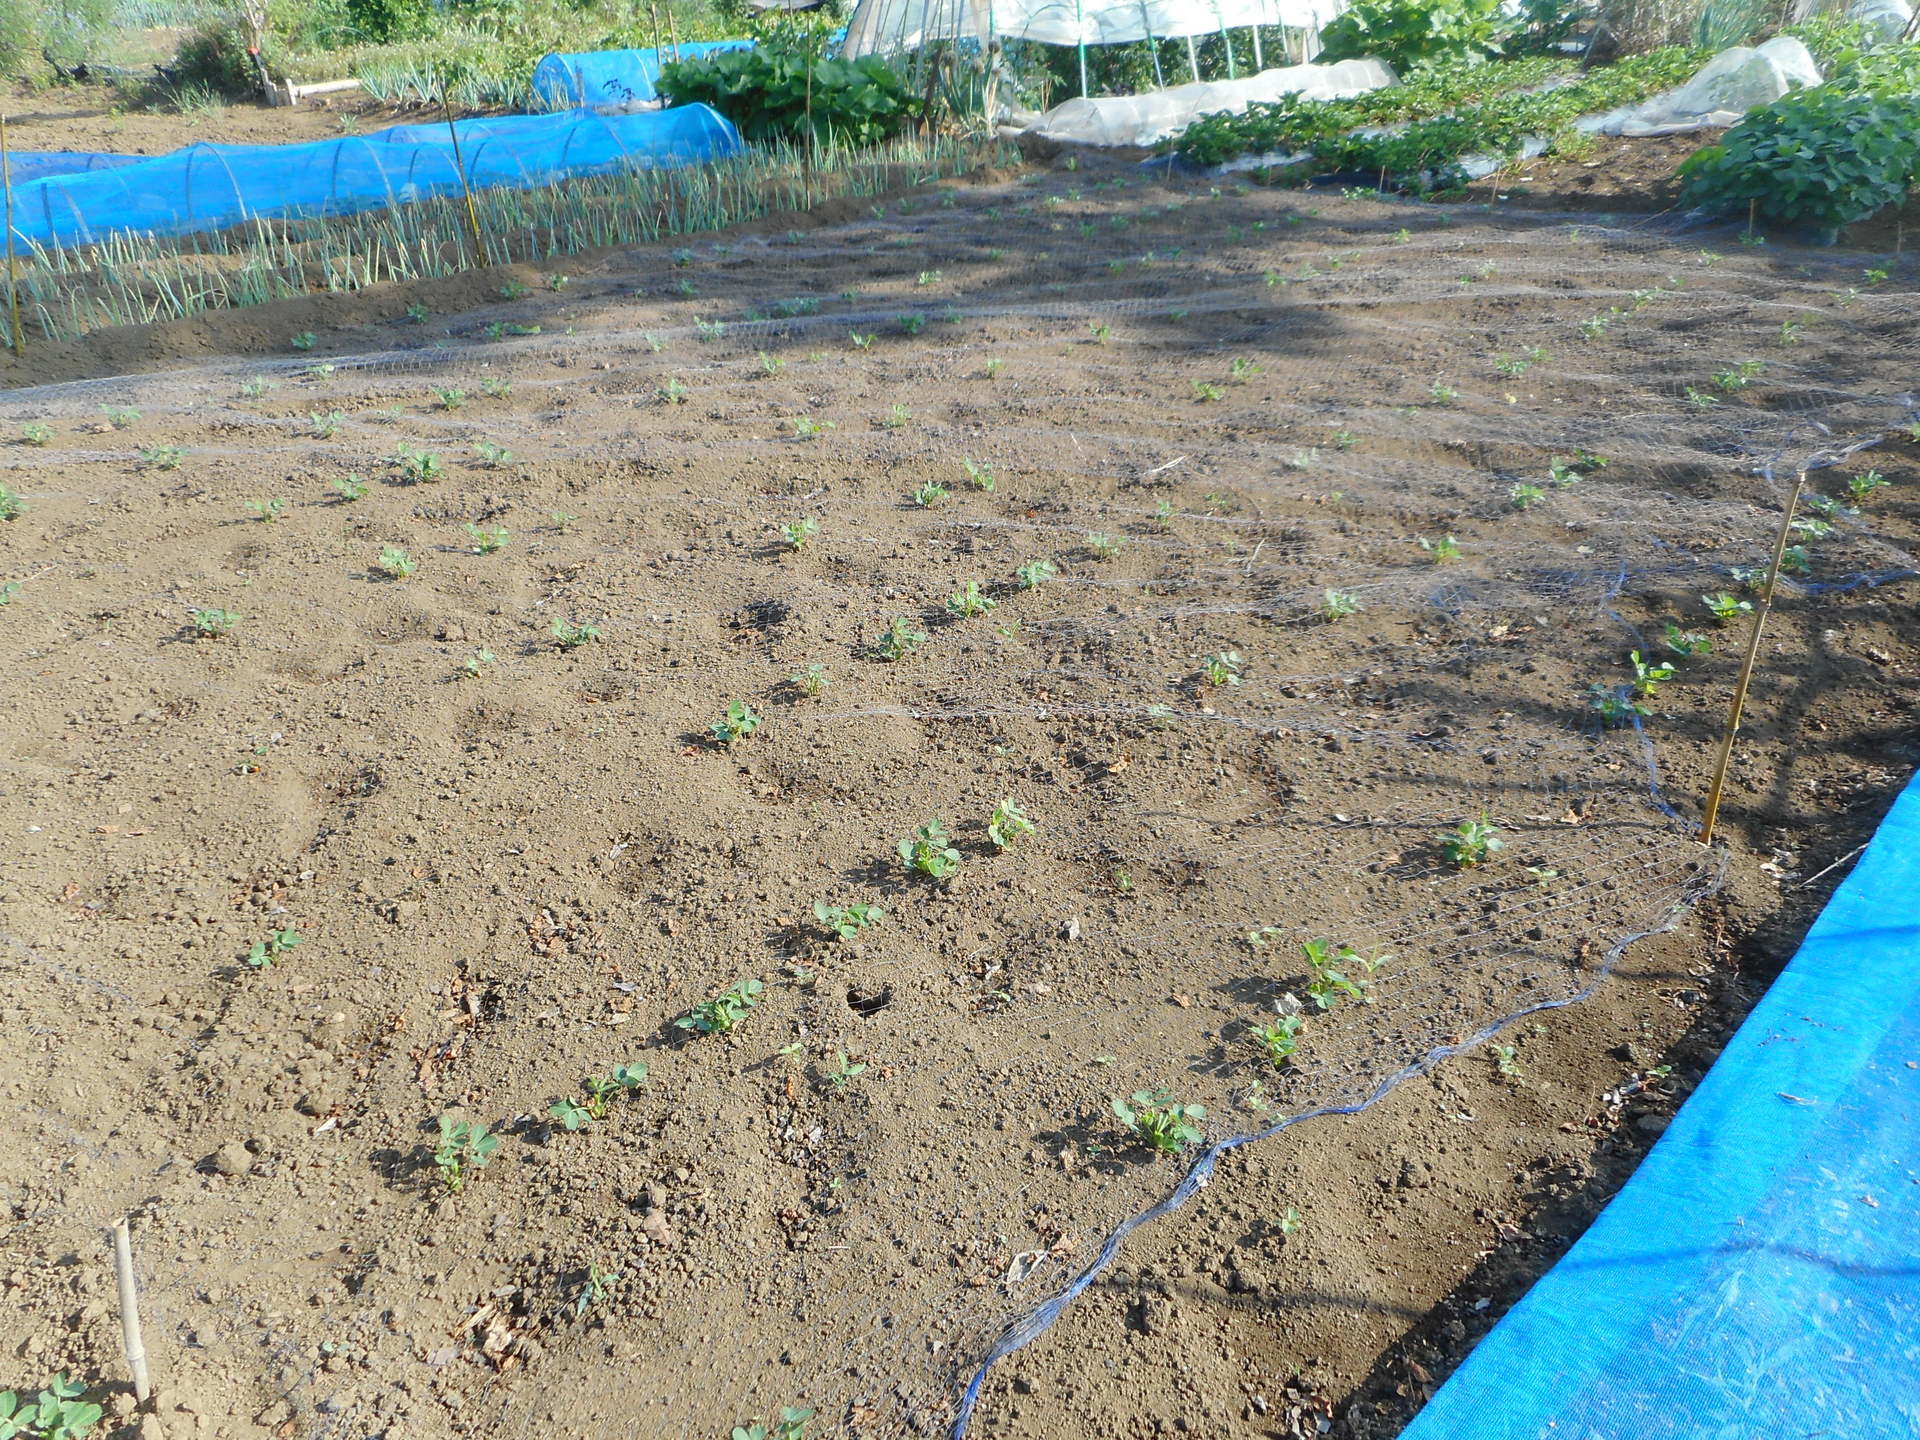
[
  {"x1": 1220, "y1": 20, "x2": 1237, "y2": 78},
  {"x1": 1076, "y1": 0, "x2": 1089, "y2": 97},
  {"x1": 1700, "y1": 472, "x2": 1804, "y2": 846},
  {"x1": 112, "y1": 1219, "x2": 151, "y2": 1404},
  {"x1": 1252, "y1": 24, "x2": 1264, "y2": 69},
  {"x1": 0, "y1": 112, "x2": 21, "y2": 357},
  {"x1": 1138, "y1": 3, "x2": 1164, "y2": 87},
  {"x1": 1186, "y1": 33, "x2": 1200, "y2": 80},
  {"x1": 439, "y1": 87, "x2": 487, "y2": 268}
]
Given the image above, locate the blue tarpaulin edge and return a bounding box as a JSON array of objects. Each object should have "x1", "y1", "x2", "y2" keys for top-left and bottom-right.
[{"x1": 1400, "y1": 773, "x2": 1920, "y2": 1440}]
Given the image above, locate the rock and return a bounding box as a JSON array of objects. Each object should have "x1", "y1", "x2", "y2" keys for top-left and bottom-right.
[
  {"x1": 256, "y1": 1400, "x2": 292, "y2": 1427},
  {"x1": 137, "y1": 1416, "x2": 169, "y2": 1440},
  {"x1": 1611, "y1": 1040, "x2": 1643, "y2": 1065},
  {"x1": 209, "y1": 1142, "x2": 251, "y2": 1177},
  {"x1": 1636, "y1": 1114, "x2": 1671, "y2": 1138}
]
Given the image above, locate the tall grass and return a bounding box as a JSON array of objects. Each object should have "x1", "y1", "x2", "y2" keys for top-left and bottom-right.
[{"x1": 4, "y1": 132, "x2": 1012, "y2": 348}]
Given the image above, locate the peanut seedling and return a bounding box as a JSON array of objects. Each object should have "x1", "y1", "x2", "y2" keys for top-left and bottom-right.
[
  {"x1": 551, "y1": 618, "x2": 602, "y2": 649},
  {"x1": 912, "y1": 481, "x2": 950, "y2": 508},
  {"x1": 962, "y1": 458, "x2": 995, "y2": 491},
  {"x1": 19, "y1": 422, "x2": 50, "y2": 446},
  {"x1": 463, "y1": 523, "x2": 509, "y2": 554},
  {"x1": 0, "y1": 485, "x2": 26, "y2": 521},
  {"x1": 824, "y1": 1051, "x2": 868, "y2": 1093},
  {"x1": 190, "y1": 607, "x2": 240, "y2": 638},
  {"x1": 730, "y1": 1408, "x2": 813, "y2": 1440},
  {"x1": 946, "y1": 581, "x2": 995, "y2": 619},
  {"x1": 245, "y1": 498, "x2": 284, "y2": 524},
  {"x1": 244, "y1": 928, "x2": 301, "y2": 970},
  {"x1": 332, "y1": 475, "x2": 367, "y2": 502},
  {"x1": 1441, "y1": 815, "x2": 1503, "y2": 869},
  {"x1": 1509, "y1": 482, "x2": 1545, "y2": 510},
  {"x1": 460, "y1": 650, "x2": 496, "y2": 678},
  {"x1": 986, "y1": 799, "x2": 1035, "y2": 849},
  {"x1": 1300, "y1": 938, "x2": 1380, "y2": 1010},
  {"x1": 1201, "y1": 651, "x2": 1243, "y2": 687},
  {"x1": 1111, "y1": 1087, "x2": 1205, "y2": 1155},
  {"x1": 0, "y1": 1374, "x2": 104, "y2": 1440},
  {"x1": 1588, "y1": 685, "x2": 1648, "y2": 726},
  {"x1": 549, "y1": 1062, "x2": 648, "y2": 1130},
  {"x1": 898, "y1": 821, "x2": 960, "y2": 880},
  {"x1": 432, "y1": 1115, "x2": 500, "y2": 1193},
  {"x1": 1662, "y1": 623, "x2": 1710, "y2": 656},
  {"x1": 1702, "y1": 592, "x2": 1752, "y2": 625},
  {"x1": 876, "y1": 616, "x2": 926, "y2": 661},
  {"x1": 1016, "y1": 559, "x2": 1057, "y2": 590},
  {"x1": 676, "y1": 979, "x2": 764, "y2": 1036},
  {"x1": 1256, "y1": 1013, "x2": 1304, "y2": 1069},
  {"x1": 712, "y1": 700, "x2": 762, "y2": 746},
  {"x1": 1419, "y1": 534, "x2": 1461, "y2": 563},
  {"x1": 1322, "y1": 589, "x2": 1359, "y2": 621},
  {"x1": 378, "y1": 546, "x2": 417, "y2": 579},
  {"x1": 1086, "y1": 532, "x2": 1126, "y2": 560},
  {"x1": 780, "y1": 518, "x2": 819, "y2": 551},
  {"x1": 1628, "y1": 650, "x2": 1673, "y2": 698},
  {"x1": 814, "y1": 900, "x2": 884, "y2": 941},
  {"x1": 787, "y1": 663, "x2": 828, "y2": 697}
]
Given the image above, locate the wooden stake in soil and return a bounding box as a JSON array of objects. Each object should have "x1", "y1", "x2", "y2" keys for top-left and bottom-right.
[
  {"x1": 1, "y1": 112, "x2": 24, "y2": 357},
  {"x1": 112, "y1": 1218, "x2": 152, "y2": 1404},
  {"x1": 438, "y1": 83, "x2": 487, "y2": 268},
  {"x1": 1700, "y1": 472, "x2": 1804, "y2": 846}
]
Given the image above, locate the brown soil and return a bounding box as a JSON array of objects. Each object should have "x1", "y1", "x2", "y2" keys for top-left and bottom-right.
[{"x1": 3, "y1": 147, "x2": 1917, "y2": 1440}]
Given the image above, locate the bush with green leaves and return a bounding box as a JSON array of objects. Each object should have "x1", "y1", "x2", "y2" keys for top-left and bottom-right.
[
  {"x1": 1317, "y1": 0, "x2": 1506, "y2": 73},
  {"x1": 657, "y1": 45, "x2": 922, "y2": 146}
]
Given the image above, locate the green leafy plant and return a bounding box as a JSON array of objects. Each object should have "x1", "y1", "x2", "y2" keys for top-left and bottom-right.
[
  {"x1": 1442, "y1": 815, "x2": 1503, "y2": 869},
  {"x1": 549, "y1": 1063, "x2": 648, "y2": 1130},
  {"x1": 244, "y1": 497, "x2": 284, "y2": 524},
  {"x1": 1714, "y1": 359, "x2": 1763, "y2": 392},
  {"x1": 1016, "y1": 559, "x2": 1057, "y2": 590},
  {"x1": 880, "y1": 403, "x2": 911, "y2": 429},
  {"x1": 460, "y1": 649, "x2": 497, "y2": 679},
  {"x1": 898, "y1": 820, "x2": 961, "y2": 880},
  {"x1": 19, "y1": 422, "x2": 50, "y2": 447},
  {"x1": 436, "y1": 387, "x2": 467, "y2": 411},
  {"x1": 244, "y1": 928, "x2": 301, "y2": 970},
  {"x1": 987, "y1": 798, "x2": 1035, "y2": 849},
  {"x1": 658, "y1": 47, "x2": 923, "y2": 146},
  {"x1": 1300, "y1": 938, "x2": 1381, "y2": 1010},
  {"x1": 1702, "y1": 592, "x2": 1752, "y2": 624},
  {"x1": 378, "y1": 546, "x2": 417, "y2": 579},
  {"x1": 1509, "y1": 482, "x2": 1547, "y2": 510},
  {"x1": 658, "y1": 376, "x2": 688, "y2": 405},
  {"x1": 101, "y1": 406, "x2": 140, "y2": 430},
  {"x1": 729, "y1": 1408, "x2": 813, "y2": 1440},
  {"x1": 1086, "y1": 532, "x2": 1127, "y2": 560},
  {"x1": 1190, "y1": 379, "x2": 1224, "y2": 402},
  {"x1": 1428, "y1": 382, "x2": 1457, "y2": 404},
  {"x1": 1629, "y1": 650, "x2": 1674, "y2": 698},
  {"x1": 780, "y1": 517, "x2": 819, "y2": 551},
  {"x1": 474, "y1": 441, "x2": 514, "y2": 468},
  {"x1": 946, "y1": 581, "x2": 996, "y2": 619},
  {"x1": 712, "y1": 700, "x2": 762, "y2": 746},
  {"x1": 1256, "y1": 1013, "x2": 1304, "y2": 1069},
  {"x1": 1419, "y1": 534, "x2": 1461, "y2": 563},
  {"x1": 551, "y1": 617, "x2": 602, "y2": 650},
  {"x1": 0, "y1": 1374, "x2": 104, "y2": 1440},
  {"x1": 876, "y1": 615, "x2": 926, "y2": 661},
  {"x1": 0, "y1": 487, "x2": 23, "y2": 522},
  {"x1": 390, "y1": 445, "x2": 443, "y2": 484},
  {"x1": 481, "y1": 377, "x2": 512, "y2": 399},
  {"x1": 675, "y1": 979, "x2": 765, "y2": 1037},
  {"x1": 1848, "y1": 469, "x2": 1888, "y2": 500},
  {"x1": 1111, "y1": 1087, "x2": 1206, "y2": 1156},
  {"x1": 1588, "y1": 684, "x2": 1649, "y2": 726},
  {"x1": 463, "y1": 522, "x2": 509, "y2": 555},
  {"x1": 0, "y1": 583, "x2": 19, "y2": 606},
  {"x1": 549, "y1": 510, "x2": 578, "y2": 532},
  {"x1": 432, "y1": 1115, "x2": 500, "y2": 1193},
  {"x1": 911, "y1": 480, "x2": 950, "y2": 508},
  {"x1": 332, "y1": 475, "x2": 367, "y2": 502},
  {"x1": 788, "y1": 663, "x2": 828, "y2": 697},
  {"x1": 1318, "y1": 0, "x2": 1505, "y2": 73},
  {"x1": 189, "y1": 607, "x2": 240, "y2": 638},
  {"x1": 814, "y1": 901, "x2": 885, "y2": 941},
  {"x1": 1662, "y1": 623, "x2": 1711, "y2": 656},
  {"x1": 1201, "y1": 650, "x2": 1244, "y2": 688},
  {"x1": 290, "y1": 331, "x2": 316, "y2": 351},
  {"x1": 824, "y1": 1050, "x2": 868, "y2": 1092},
  {"x1": 1322, "y1": 588, "x2": 1360, "y2": 621},
  {"x1": 961, "y1": 457, "x2": 996, "y2": 491},
  {"x1": 310, "y1": 410, "x2": 342, "y2": 439}
]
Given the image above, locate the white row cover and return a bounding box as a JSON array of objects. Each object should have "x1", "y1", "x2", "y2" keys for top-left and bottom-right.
[
  {"x1": 1028, "y1": 56, "x2": 1391, "y2": 145},
  {"x1": 842, "y1": 0, "x2": 1345, "y2": 55}
]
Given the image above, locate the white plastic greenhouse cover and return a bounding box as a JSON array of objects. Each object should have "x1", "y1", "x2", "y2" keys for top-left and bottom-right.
[{"x1": 842, "y1": 0, "x2": 1346, "y2": 54}]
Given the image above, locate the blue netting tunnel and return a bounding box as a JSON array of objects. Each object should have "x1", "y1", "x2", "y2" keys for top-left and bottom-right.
[
  {"x1": 6, "y1": 151, "x2": 141, "y2": 184},
  {"x1": 531, "y1": 41, "x2": 754, "y2": 109},
  {"x1": 6, "y1": 105, "x2": 744, "y2": 251}
]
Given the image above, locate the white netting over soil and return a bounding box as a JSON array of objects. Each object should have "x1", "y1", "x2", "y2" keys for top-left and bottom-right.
[{"x1": 2, "y1": 168, "x2": 1916, "y2": 1440}]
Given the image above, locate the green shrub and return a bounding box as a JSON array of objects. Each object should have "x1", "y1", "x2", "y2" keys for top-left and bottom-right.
[
  {"x1": 0, "y1": 0, "x2": 115, "y2": 80},
  {"x1": 1317, "y1": 0, "x2": 1506, "y2": 73},
  {"x1": 657, "y1": 45, "x2": 922, "y2": 145},
  {"x1": 1680, "y1": 85, "x2": 1920, "y2": 236},
  {"x1": 172, "y1": 16, "x2": 259, "y2": 92}
]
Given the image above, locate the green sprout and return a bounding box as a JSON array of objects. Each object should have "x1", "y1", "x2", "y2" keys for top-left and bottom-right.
[
  {"x1": 0, "y1": 1375, "x2": 104, "y2": 1440},
  {"x1": 189, "y1": 607, "x2": 240, "y2": 638},
  {"x1": 912, "y1": 480, "x2": 950, "y2": 507},
  {"x1": 141, "y1": 445, "x2": 184, "y2": 471},
  {"x1": 332, "y1": 475, "x2": 367, "y2": 502},
  {"x1": 787, "y1": 663, "x2": 828, "y2": 697},
  {"x1": 898, "y1": 820, "x2": 961, "y2": 880},
  {"x1": 436, "y1": 387, "x2": 466, "y2": 411},
  {"x1": 1256, "y1": 1013, "x2": 1304, "y2": 1069},
  {"x1": 1662, "y1": 623, "x2": 1711, "y2": 657},
  {"x1": 0, "y1": 485, "x2": 22, "y2": 521},
  {"x1": 1628, "y1": 650, "x2": 1674, "y2": 698},
  {"x1": 290, "y1": 331, "x2": 315, "y2": 351},
  {"x1": 961, "y1": 457, "x2": 996, "y2": 491},
  {"x1": 551, "y1": 618, "x2": 602, "y2": 649},
  {"x1": 791, "y1": 416, "x2": 835, "y2": 441},
  {"x1": 245, "y1": 497, "x2": 284, "y2": 524},
  {"x1": 19, "y1": 422, "x2": 51, "y2": 446},
  {"x1": 460, "y1": 650, "x2": 497, "y2": 679},
  {"x1": 876, "y1": 616, "x2": 926, "y2": 662},
  {"x1": 675, "y1": 979, "x2": 764, "y2": 1036},
  {"x1": 473, "y1": 441, "x2": 514, "y2": 468},
  {"x1": 378, "y1": 546, "x2": 417, "y2": 579},
  {"x1": 946, "y1": 581, "x2": 996, "y2": 619},
  {"x1": 1086, "y1": 532, "x2": 1127, "y2": 560},
  {"x1": 432, "y1": 1115, "x2": 500, "y2": 1193},
  {"x1": 1190, "y1": 380, "x2": 1224, "y2": 402},
  {"x1": 549, "y1": 1063, "x2": 648, "y2": 1130},
  {"x1": 986, "y1": 798, "x2": 1035, "y2": 849},
  {"x1": 1509, "y1": 483, "x2": 1546, "y2": 510},
  {"x1": 1111, "y1": 1087, "x2": 1205, "y2": 1156},
  {"x1": 1702, "y1": 592, "x2": 1752, "y2": 625},
  {"x1": 1419, "y1": 534, "x2": 1461, "y2": 563},
  {"x1": 1847, "y1": 470, "x2": 1888, "y2": 500},
  {"x1": 244, "y1": 928, "x2": 301, "y2": 970},
  {"x1": 711, "y1": 700, "x2": 762, "y2": 746},
  {"x1": 1442, "y1": 815, "x2": 1503, "y2": 869},
  {"x1": 1588, "y1": 685, "x2": 1649, "y2": 726},
  {"x1": 1016, "y1": 559, "x2": 1057, "y2": 590},
  {"x1": 1201, "y1": 650, "x2": 1243, "y2": 687},
  {"x1": 813, "y1": 901, "x2": 885, "y2": 941},
  {"x1": 1300, "y1": 938, "x2": 1381, "y2": 1011},
  {"x1": 1322, "y1": 588, "x2": 1360, "y2": 621},
  {"x1": 730, "y1": 1407, "x2": 813, "y2": 1440},
  {"x1": 463, "y1": 522, "x2": 509, "y2": 555},
  {"x1": 780, "y1": 517, "x2": 819, "y2": 551},
  {"x1": 824, "y1": 1051, "x2": 868, "y2": 1093}
]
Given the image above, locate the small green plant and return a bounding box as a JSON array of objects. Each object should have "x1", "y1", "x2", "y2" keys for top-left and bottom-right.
[
  {"x1": 101, "y1": 406, "x2": 140, "y2": 430},
  {"x1": 1684, "y1": 386, "x2": 1720, "y2": 409},
  {"x1": 1702, "y1": 592, "x2": 1752, "y2": 625},
  {"x1": 390, "y1": 446, "x2": 443, "y2": 484},
  {"x1": 1190, "y1": 379, "x2": 1224, "y2": 402},
  {"x1": 436, "y1": 387, "x2": 467, "y2": 411},
  {"x1": 946, "y1": 580, "x2": 996, "y2": 619},
  {"x1": 788, "y1": 663, "x2": 828, "y2": 697},
  {"x1": 474, "y1": 442, "x2": 514, "y2": 468},
  {"x1": 1547, "y1": 457, "x2": 1581, "y2": 486},
  {"x1": 460, "y1": 649, "x2": 496, "y2": 679},
  {"x1": 730, "y1": 1407, "x2": 813, "y2": 1440},
  {"x1": 676, "y1": 979, "x2": 764, "y2": 1036},
  {"x1": 1111, "y1": 1087, "x2": 1205, "y2": 1156},
  {"x1": 1300, "y1": 938, "x2": 1380, "y2": 1010},
  {"x1": 814, "y1": 900, "x2": 885, "y2": 941},
  {"x1": 1588, "y1": 684, "x2": 1649, "y2": 726},
  {"x1": 1492, "y1": 1045, "x2": 1522, "y2": 1080},
  {"x1": 1714, "y1": 359, "x2": 1763, "y2": 392},
  {"x1": 1779, "y1": 544, "x2": 1811, "y2": 578},
  {"x1": 1088, "y1": 321, "x2": 1111, "y2": 344},
  {"x1": 1580, "y1": 315, "x2": 1610, "y2": 339},
  {"x1": 432, "y1": 1115, "x2": 500, "y2": 1193},
  {"x1": 824, "y1": 1050, "x2": 869, "y2": 1092},
  {"x1": 0, "y1": 1374, "x2": 104, "y2": 1440},
  {"x1": 898, "y1": 820, "x2": 961, "y2": 880},
  {"x1": 1016, "y1": 559, "x2": 1057, "y2": 590},
  {"x1": 310, "y1": 411, "x2": 342, "y2": 439},
  {"x1": 658, "y1": 376, "x2": 689, "y2": 405},
  {"x1": 984, "y1": 357, "x2": 1004, "y2": 379},
  {"x1": 189, "y1": 607, "x2": 240, "y2": 638},
  {"x1": 405, "y1": 303, "x2": 430, "y2": 323},
  {"x1": 1230, "y1": 356, "x2": 1262, "y2": 382},
  {"x1": 877, "y1": 616, "x2": 926, "y2": 661},
  {"x1": 912, "y1": 480, "x2": 950, "y2": 507},
  {"x1": 549, "y1": 510, "x2": 578, "y2": 531},
  {"x1": 244, "y1": 497, "x2": 284, "y2": 524},
  {"x1": 1428, "y1": 381, "x2": 1457, "y2": 404},
  {"x1": 290, "y1": 331, "x2": 315, "y2": 351},
  {"x1": 1278, "y1": 1206, "x2": 1303, "y2": 1236},
  {"x1": 1848, "y1": 470, "x2": 1888, "y2": 500},
  {"x1": 850, "y1": 331, "x2": 876, "y2": 350},
  {"x1": 1662, "y1": 623, "x2": 1711, "y2": 657},
  {"x1": 239, "y1": 377, "x2": 274, "y2": 399},
  {"x1": 712, "y1": 700, "x2": 762, "y2": 746},
  {"x1": 378, "y1": 546, "x2": 417, "y2": 579},
  {"x1": 780, "y1": 517, "x2": 819, "y2": 551},
  {"x1": 1509, "y1": 482, "x2": 1546, "y2": 510},
  {"x1": 461, "y1": 522, "x2": 509, "y2": 555},
  {"x1": 1201, "y1": 650, "x2": 1243, "y2": 687},
  {"x1": 1256, "y1": 1013, "x2": 1304, "y2": 1069},
  {"x1": 791, "y1": 416, "x2": 836, "y2": 441},
  {"x1": 481, "y1": 377, "x2": 512, "y2": 399},
  {"x1": 20, "y1": 422, "x2": 51, "y2": 446},
  {"x1": 918, "y1": 269, "x2": 944, "y2": 287},
  {"x1": 881, "y1": 403, "x2": 911, "y2": 429},
  {"x1": 1419, "y1": 534, "x2": 1461, "y2": 563},
  {"x1": 1628, "y1": 650, "x2": 1674, "y2": 698},
  {"x1": 1086, "y1": 532, "x2": 1126, "y2": 560},
  {"x1": 549, "y1": 1063, "x2": 648, "y2": 1130},
  {"x1": 551, "y1": 617, "x2": 602, "y2": 649},
  {"x1": 332, "y1": 475, "x2": 367, "y2": 502},
  {"x1": 0, "y1": 485, "x2": 22, "y2": 522},
  {"x1": 757, "y1": 350, "x2": 785, "y2": 377},
  {"x1": 244, "y1": 928, "x2": 301, "y2": 970},
  {"x1": 1778, "y1": 320, "x2": 1802, "y2": 345},
  {"x1": 1322, "y1": 589, "x2": 1360, "y2": 621},
  {"x1": 1441, "y1": 815, "x2": 1503, "y2": 869},
  {"x1": 1494, "y1": 353, "x2": 1530, "y2": 378},
  {"x1": 898, "y1": 314, "x2": 926, "y2": 336},
  {"x1": 961, "y1": 457, "x2": 995, "y2": 491},
  {"x1": 987, "y1": 798, "x2": 1035, "y2": 849},
  {"x1": 0, "y1": 582, "x2": 20, "y2": 606}
]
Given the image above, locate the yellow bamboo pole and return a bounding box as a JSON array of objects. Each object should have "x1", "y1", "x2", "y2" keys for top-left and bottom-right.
[{"x1": 1700, "y1": 473, "x2": 1804, "y2": 846}]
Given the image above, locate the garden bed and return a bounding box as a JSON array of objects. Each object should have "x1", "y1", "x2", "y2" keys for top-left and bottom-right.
[{"x1": 1, "y1": 157, "x2": 1917, "y2": 1440}]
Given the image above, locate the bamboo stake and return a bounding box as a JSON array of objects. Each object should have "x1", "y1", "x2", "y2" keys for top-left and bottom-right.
[
  {"x1": 1700, "y1": 472, "x2": 1804, "y2": 846},
  {"x1": 1, "y1": 112, "x2": 23, "y2": 356},
  {"x1": 112, "y1": 1219, "x2": 152, "y2": 1404},
  {"x1": 439, "y1": 83, "x2": 486, "y2": 268}
]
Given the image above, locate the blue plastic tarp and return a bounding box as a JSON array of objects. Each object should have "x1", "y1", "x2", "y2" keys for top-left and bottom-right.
[
  {"x1": 6, "y1": 105, "x2": 744, "y2": 250},
  {"x1": 5, "y1": 150, "x2": 141, "y2": 183},
  {"x1": 531, "y1": 41, "x2": 754, "y2": 109},
  {"x1": 1401, "y1": 775, "x2": 1920, "y2": 1440}
]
